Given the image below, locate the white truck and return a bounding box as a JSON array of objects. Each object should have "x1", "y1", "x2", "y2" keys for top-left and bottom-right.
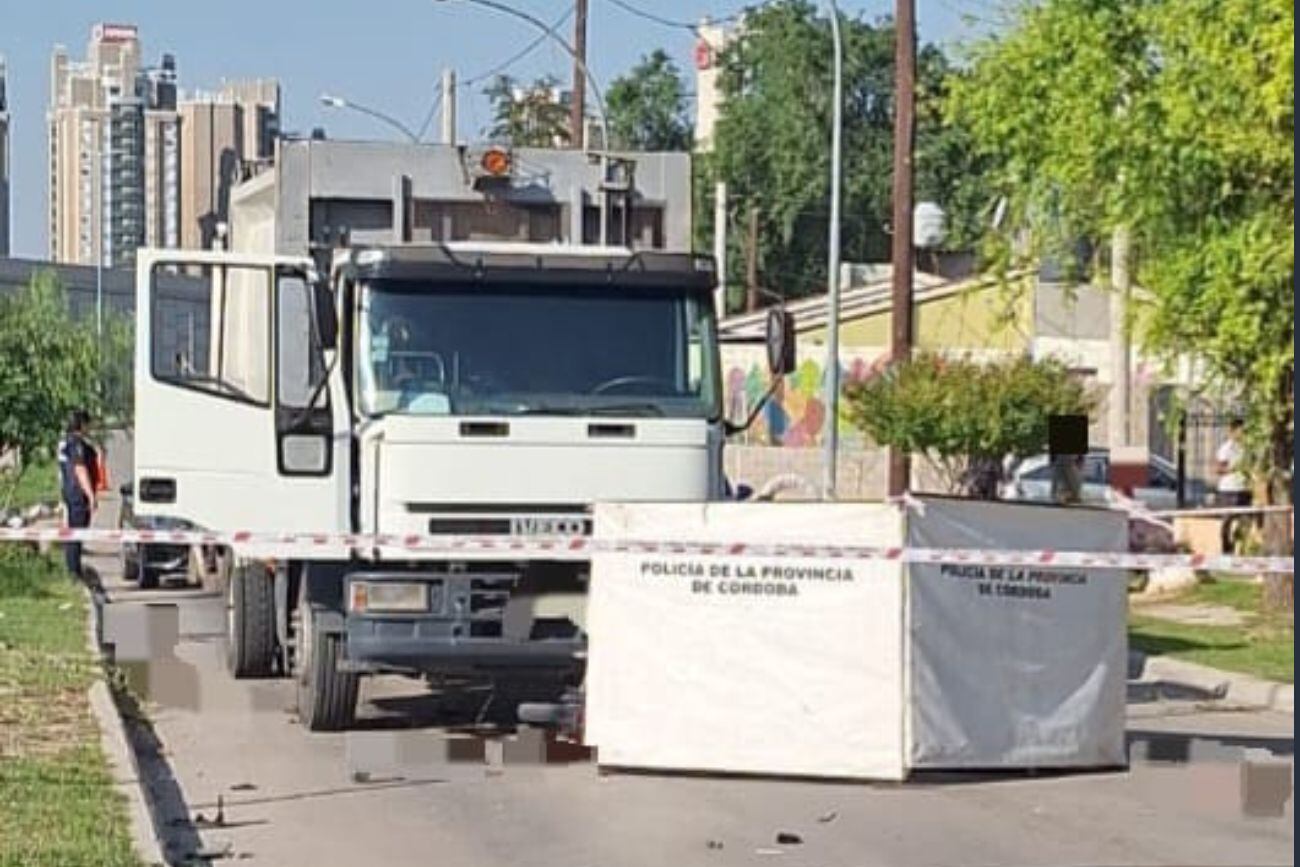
[{"x1": 132, "y1": 242, "x2": 795, "y2": 730}]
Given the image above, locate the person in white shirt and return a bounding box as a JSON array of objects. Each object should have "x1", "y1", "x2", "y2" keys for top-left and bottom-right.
[{"x1": 1215, "y1": 418, "x2": 1250, "y2": 552}]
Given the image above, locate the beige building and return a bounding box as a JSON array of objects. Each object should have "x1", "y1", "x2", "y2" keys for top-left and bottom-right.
[
  {"x1": 692, "y1": 19, "x2": 737, "y2": 153},
  {"x1": 179, "y1": 80, "x2": 280, "y2": 250},
  {"x1": 49, "y1": 24, "x2": 279, "y2": 265},
  {"x1": 218, "y1": 78, "x2": 280, "y2": 161}
]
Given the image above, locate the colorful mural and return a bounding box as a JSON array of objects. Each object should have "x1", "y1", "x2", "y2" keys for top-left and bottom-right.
[{"x1": 723, "y1": 349, "x2": 889, "y2": 447}]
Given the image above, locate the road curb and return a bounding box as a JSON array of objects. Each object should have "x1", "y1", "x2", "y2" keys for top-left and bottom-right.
[
  {"x1": 82, "y1": 583, "x2": 170, "y2": 867},
  {"x1": 1130, "y1": 650, "x2": 1294, "y2": 713}
]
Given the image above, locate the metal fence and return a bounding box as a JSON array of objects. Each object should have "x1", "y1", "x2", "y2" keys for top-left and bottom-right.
[{"x1": 1149, "y1": 388, "x2": 1243, "y2": 508}]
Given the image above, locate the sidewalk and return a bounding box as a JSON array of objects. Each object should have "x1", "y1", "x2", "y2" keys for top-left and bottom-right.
[{"x1": 1130, "y1": 649, "x2": 1294, "y2": 713}]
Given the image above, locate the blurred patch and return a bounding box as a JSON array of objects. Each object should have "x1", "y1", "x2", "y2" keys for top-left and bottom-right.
[
  {"x1": 487, "y1": 727, "x2": 592, "y2": 768},
  {"x1": 1133, "y1": 741, "x2": 1293, "y2": 819},
  {"x1": 345, "y1": 730, "x2": 482, "y2": 781},
  {"x1": 116, "y1": 657, "x2": 200, "y2": 710},
  {"x1": 1241, "y1": 753, "x2": 1293, "y2": 818},
  {"x1": 344, "y1": 727, "x2": 591, "y2": 781},
  {"x1": 102, "y1": 602, "x2": 179, "y2": 662}
]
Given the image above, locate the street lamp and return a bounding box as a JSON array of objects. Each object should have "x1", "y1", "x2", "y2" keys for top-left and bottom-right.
[
  {"x1": 91, "y1": 138, "x2": 107, "y2": 341},
  {"x1": 821, "y1": 0, "x2": 844, "y2": 499},
  {"x1": 319, "y1": 93, "x2": 421, "y2": 144},
  {"x1": 432, "y1": 0, "x2": 614, "y2": 245}
]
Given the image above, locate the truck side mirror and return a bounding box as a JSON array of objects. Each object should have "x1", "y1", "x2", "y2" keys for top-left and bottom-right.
[
  {"x1": 766, "y1": 308, "x2": 797, "y2": 376},
  {"x1": 312, "y1": 282, "x2": 338, "y2": 349},
  {"x1": 725, "y1": 309, "x2": 798, "y2": 438}
]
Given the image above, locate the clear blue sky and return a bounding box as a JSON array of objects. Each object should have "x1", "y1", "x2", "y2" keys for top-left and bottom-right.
[{"x1": 2, "y1": 0, "x2": 987, "y2": 258}]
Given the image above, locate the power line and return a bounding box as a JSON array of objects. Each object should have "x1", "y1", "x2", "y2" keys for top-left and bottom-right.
[
  {"x1": 461, "y1": 5, "x2": 577, "y2": 88},
  {"x1": 603, "y1": 0, "x2": 741, "y2": 32},
  {"x1": 415, "y1": 87, "x2": 445, "y2": 142},
  {"x1": 414, "y1": 4, "x2": 575, "y2": 143}
]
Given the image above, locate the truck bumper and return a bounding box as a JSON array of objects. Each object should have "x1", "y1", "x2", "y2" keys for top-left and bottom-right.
[{"x1": 344, "y1": 617, "x2": 583, "y2": 675}]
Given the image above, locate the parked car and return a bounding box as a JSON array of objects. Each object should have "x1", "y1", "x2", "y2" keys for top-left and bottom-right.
[
  {"x1": 1000, "y1": 450, "x2": 1206, "y2": 511},
  {"x1": 1001, "y1": 451, "x2": 1188, "y2": 553},
  {"x1": 119, "y1": 481, "x2": 193, "y2": 589}
]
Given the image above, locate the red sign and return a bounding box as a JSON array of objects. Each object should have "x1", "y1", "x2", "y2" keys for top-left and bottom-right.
[
  {"x1": 97, "y1": 23, "x2": 139, "y2": 42},
  {"x1": 694, "y1": 39, "x2": 714, "y2": 71}
]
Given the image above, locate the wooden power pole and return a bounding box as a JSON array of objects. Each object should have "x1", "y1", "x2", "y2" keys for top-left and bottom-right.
[
  {"x1": 570, "y1": 0, "x2": 588, "y2": 148},
  {"x1": 887, "y1": 0, "x2": 917, "y2": 497},
  {"x1": 746, "y1": 206, "x2": 760, "y2": 312}
]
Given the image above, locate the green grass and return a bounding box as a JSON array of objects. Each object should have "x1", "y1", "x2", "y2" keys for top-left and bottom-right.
[
  {"x1": 1130, "y1": 577, "x2": 1295, "y2": 684},
  {"x1": 1178, "y1": 575, "x2": 1268, "y2": 612},
  {"x1": 0, "y1": 549, "x2": 142, "y2": 867},
  {"x1": 0, "y1": 460, "x2": 60, "y2": 513}
]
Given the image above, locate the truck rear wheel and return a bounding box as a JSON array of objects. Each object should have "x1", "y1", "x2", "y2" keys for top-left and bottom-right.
[
  {"x1": 225, "y1": 563, "x2": 276, "y2": 678},
  {"x1": 295, "y1": 596, "x2": 358, "y2": 731}
]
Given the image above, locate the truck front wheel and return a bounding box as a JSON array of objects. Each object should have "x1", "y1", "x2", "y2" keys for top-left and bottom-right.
[
  {"x1": 294, "y1": 595, "x2": 358, "y2": 731},
  {"x1": 224, "y1": 563, "x2": 276, "y2": 678}
]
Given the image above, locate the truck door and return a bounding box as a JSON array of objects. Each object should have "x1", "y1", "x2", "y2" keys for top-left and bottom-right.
[{"x1": 133, "y1": 250, "x2": 347, "y2": 534}]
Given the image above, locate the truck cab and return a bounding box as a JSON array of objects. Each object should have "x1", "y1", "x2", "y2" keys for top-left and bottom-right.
[{"x1": 132, "y1": 242, "x2": 756, "y2": 729}]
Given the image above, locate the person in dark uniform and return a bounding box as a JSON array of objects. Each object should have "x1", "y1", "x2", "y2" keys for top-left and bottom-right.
[{"x1": 57, "y1": 409, "x2": 97, "y2": 577}]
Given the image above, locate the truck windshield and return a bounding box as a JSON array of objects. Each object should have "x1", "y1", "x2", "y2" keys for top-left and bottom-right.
[{"x1": 356, "y1": 280, "x2": 721, "y2": 419}]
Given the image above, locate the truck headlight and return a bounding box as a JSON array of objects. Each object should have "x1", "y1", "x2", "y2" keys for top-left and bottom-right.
[{"x1": 348, "y1": 580, "x2": 430, "y2": 613}]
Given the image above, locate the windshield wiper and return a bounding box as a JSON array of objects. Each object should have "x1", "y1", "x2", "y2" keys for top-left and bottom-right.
[
  {"x1": 587, "y1": 403, "x2": 665, "y2": 417},
  {"x1": 510, "y1": 403, "x2": 665, "y2": 417},
  {"x1": 513, "y1": 406, "x2": 584, "y2": 416}
]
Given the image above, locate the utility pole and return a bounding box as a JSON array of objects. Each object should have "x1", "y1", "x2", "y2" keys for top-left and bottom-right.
[
  {"x1": 440, "y1": 68, "x2": 457, "y2": 145},
  {"x1": 570, "y1": 0, "x2": 588, "y2": 148},
  {"x1": 745, "y1": 206, "x2": 760, "y2": 312},
  {"x1": 887, "y1": 0, "x2": 916, "y2": 497},
  {"x1": 1109, "y1": 226, "x2": 1132, "y2": 448}
]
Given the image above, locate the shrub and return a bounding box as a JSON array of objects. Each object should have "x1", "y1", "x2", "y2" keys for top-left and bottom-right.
[{"x1": 844, "y1": 353, "x2": 1094, "y2": 498}]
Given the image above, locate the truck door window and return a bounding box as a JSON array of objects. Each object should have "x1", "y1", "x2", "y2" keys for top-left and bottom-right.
[
  {"x1": 276, "y1": 275, "x2": 328, "y2": 410},
  {"x1": 274, "y1": 273, "x2": 333, "y2": 476},
  {"x1": 150, "y1": 264, "x2": 270, "y2": 406}
]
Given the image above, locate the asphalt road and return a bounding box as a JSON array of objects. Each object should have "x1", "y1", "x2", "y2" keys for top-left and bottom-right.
[{"x1": 90, "y1": 434, "x2": 1294, "y2": 867}]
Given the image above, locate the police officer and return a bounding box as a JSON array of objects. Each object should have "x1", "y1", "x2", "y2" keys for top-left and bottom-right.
[{"x1": 57, "y1": 409, "x2": 97, "y2": 577}]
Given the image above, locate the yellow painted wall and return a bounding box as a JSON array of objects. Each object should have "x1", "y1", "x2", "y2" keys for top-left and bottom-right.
[{"x1": 804, "y1": 278, "x2": 1035, "y2": 352}]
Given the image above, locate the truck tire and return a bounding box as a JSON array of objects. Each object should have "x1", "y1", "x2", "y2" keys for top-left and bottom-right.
[
  {"x1": 225, "y1": 563, "x2": 276, "y2": 678},
  {"x1": 295, "y1": 599, "x2": 358, "y2": 731}
]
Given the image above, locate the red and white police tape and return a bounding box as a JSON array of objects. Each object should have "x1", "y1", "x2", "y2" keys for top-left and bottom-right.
[
  {"x1": 1, "y1": 525, "x2": 1291, "y2": 575},
  {"x1": 1150, "y1": 504, "x2": 1295, "y2": 519}
]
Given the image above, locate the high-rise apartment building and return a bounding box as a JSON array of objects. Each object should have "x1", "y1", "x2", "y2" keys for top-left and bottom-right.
[
  {"x1": 48, "y1": 23, "x2": 162, "y2": 267},
  {"x1": 142, "y1": 55, "x2": 180, "y2": 250},
  {"x1": 1, "y1": 54, "x2": 11, "y2": 256},
  {"x1": 180, "y1": 80, "x2": 280, "y2": 250},
  {"x1": 49, "y1": 25, "x2": 281, "y2": 265}
]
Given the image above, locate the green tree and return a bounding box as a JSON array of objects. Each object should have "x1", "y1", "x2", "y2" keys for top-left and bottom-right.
[
  {"x1": 947, "y1": 0, "x2": 1294, "y2": 507},
  {"x1": 703, "y1": 0, "x2": 992, "y2": 305},
  {"x1": 483, "y1": 74, "x2": 571, "y2": 147},
  {"x1": 607, "y1": 49, "x2": 693, "y2": 151},
  {"x1": 0, "y1": 271, "x2": 100, "y2": 489},
  {"x1": 844, "y1": 354, "x2": 1094, "y2": 499},
  {"x1": 99, "y1": 311, "x2": 134, "y2": 428}
]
